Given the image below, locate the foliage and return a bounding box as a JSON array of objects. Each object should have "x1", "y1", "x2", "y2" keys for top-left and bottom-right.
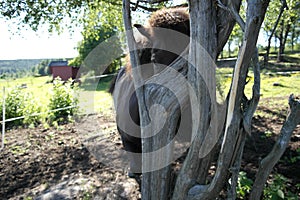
[
  {"x1": 0, "y1": 0, "x2": 177, "y2": 32},
  {"x1": 233, "y1": 147, "x2": 299, "y2": 200},
  {"x1": 0, "y1": 59, "x2": 44, "y2": 79},
  {"x1": 72, "y1": 0, "x2": 124, "y2": 75},
  {"x1": 0, "y1": 0, "x2": 123, "y2": 33},
  {"x1": 1, "y1": 0, "x2": 176, "y2": 78},
  {"x1": 263, "y1": 0, "x2": 300, "y2": 50},
  {"x1": 48, "y1": 78, "x2": 79, "y2": 124},
  {"x1": 32, "y1": 60, "x2": 51, "y2": 76},
  {"x1": 263, "y1": 174, "x2": 298, "y2": 200},
  {"x1": 0, "y1": 87, "x2": 42, "y2": 126},
  {"x1": 236, "y1": 171, "x2": 253, "y2": 199},
  {"x1": 69, "y1": 25, "x2": 122, "y2": 75}
]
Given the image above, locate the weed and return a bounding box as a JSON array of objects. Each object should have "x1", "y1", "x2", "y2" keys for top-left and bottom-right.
[
  {"x1": 236, "y1": 171, "x2": 253, "y2": 199},
  {"x1": 48, "y1": 78, "x2": 79, "y2": 124},
  {"x1": 0, "y1": 87, "x2": 42, "y2": 127},
  {"x1": 264, "y1": 174, "x2": 298, "y2": 200}
]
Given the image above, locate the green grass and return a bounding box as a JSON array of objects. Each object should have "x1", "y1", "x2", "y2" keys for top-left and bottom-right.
[
  {"x1": 0, "y1": 76, "x2": 114, "y2": 120},
  {"x1": 0, "y1": 76, "x2": 53, "y2": 105},
  {"x1": 241, "y1": 72, "x2": 300, "y2": 100},
  {"x1": 0, "y1": 52, "x2": 299, "y2": 121},
  {"x1": 216, "y1": 52, "x2": 300, "y2": 119},
  {"x1": 216, "y1": 69, "x2": 300, "y2": 100},
  {"x1": 1, "y1": 71, "x2": 297, "y2": 118}
]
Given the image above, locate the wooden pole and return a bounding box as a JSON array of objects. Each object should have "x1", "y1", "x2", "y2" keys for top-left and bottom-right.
[{"x1": 1, "y1": 86, "x2": 5, "y2": 149}]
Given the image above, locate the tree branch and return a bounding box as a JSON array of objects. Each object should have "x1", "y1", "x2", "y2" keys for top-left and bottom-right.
[
  {"x1": 216, "y1": 0, "x2": 242, "y2": 57},
  {"x1": 243, "y1": 48, "x2": 260, "y2": 134},
  {"x1": 217, "y1": 0, "x2": 245, "y2": 31},
  {"x1": 249, "y1": 94, "x2": 300, "y2": 200},
  {"x1": 186, "y1": 0, "x2": 270, "y2": 199},
  {"x1": 130, "y1": 2, "x2": 159, "y2": 12},
  {"x1": 227, "y1": 130, "x2": 247, "y2": 199}
]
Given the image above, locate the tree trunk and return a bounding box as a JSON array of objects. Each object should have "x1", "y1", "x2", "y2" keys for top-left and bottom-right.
[
  {"x1": 172, "y1": 1, "x2": 218, "y2": 198},
  {"x1": 265, "y1": 0, "x2": 287, "y2": 64},
  {"x1": 291, "y1": 25, "x2": 295, "y2": 52},
  {"x1": 277, "y1": 19, "x2": 285, "y2": 62},
  {"x1": 276, "y1": 18, "x2": 291, "y2": 62},
  {"x1": 228, "y1": 41, "x2": 232, "y2": 58},
  {"x1": 120, "y1": 0, "x2": 300, "y2": 199}
]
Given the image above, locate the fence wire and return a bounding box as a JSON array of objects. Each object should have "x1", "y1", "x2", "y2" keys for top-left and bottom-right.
[{"x1": 0, "y1": 73, "x2": 117, "y2": 149}]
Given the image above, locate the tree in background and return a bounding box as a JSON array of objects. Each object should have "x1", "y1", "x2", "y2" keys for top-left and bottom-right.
[
  {"x1": 68, "y1": 1, "x2": 170, "y2": 75},
  {"x1": 68, "y1": 0, "x2": 124, "y2": 75},
  {"x1": 1, "y1": 0, "x2": 124, "y2": 76},
  {"x1": 69, "y1": 26, "x2": 122, "y2": 75},
  {"x1": 226, "y1": 23, "x2": 244, "y2": 58},
  {"x1": 288, "y1": 16, "x2": 300, "y2": 52},
  {"x1": 32, "y1": 60, "x2": 51, "y2": 76},
  {"x1": 263, "y1": 0, "x2": 299, "y2": 62}
]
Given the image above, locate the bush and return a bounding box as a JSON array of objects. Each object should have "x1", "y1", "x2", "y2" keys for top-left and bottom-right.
[
  {"x1": 263, "y1": 174, "x2": 298, "y2": 200},
  {"x1": 48, "y1": 78, "x2": 79, "y2": 124},
  {"x1": 0, "y1": 87, "x2": 42, "y2": 127},
  {"x1": 236, "y1": 171, "x2": 253, "y2": 199}
]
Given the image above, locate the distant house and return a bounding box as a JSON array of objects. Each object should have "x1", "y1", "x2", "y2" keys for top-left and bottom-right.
[{"x1": 49, "y1": 61, "x2": 80, "y2": 81}]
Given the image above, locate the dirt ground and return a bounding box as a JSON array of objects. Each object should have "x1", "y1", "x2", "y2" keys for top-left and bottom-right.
[{"x1": 0, "y1": 104, "x2": 299, "y2": 199}]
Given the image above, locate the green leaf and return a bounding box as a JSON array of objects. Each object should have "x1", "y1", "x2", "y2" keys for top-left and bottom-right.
[{"x1": 277, "y1": 189, "x2": 284, "y2": 199}]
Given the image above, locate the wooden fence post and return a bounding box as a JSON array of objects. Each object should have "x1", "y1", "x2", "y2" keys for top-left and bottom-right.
[{"x1": 1, "y1": 86, "x2": 5, "y2": 149}]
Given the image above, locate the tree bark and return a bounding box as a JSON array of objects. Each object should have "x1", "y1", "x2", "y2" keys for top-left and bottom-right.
[
  {"x1": 121, "y1": 0, "x2": 275, "y2": 199},
  {"x1": 186, "y1": 0, "x2": 269, "y2": 199},
  {"x1": 141, "y1": 56, "x2": 189, "y2": 199},
  {"x1": 172, "y1": 1, "x2": 218, "y2": 199}
]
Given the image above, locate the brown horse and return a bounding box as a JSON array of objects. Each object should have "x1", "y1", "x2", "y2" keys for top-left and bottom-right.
[{"x1": 110, "y1": 7, "x2": 190, "y2": 177}]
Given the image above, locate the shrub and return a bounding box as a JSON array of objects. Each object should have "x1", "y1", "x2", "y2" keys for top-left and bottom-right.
[
  {"x1": 48, "y1": 78, "x2": 79, "y2": 124},
  {"x1": 263, "y1": 174, "x2": 298, "y2": 200},
  {"x1": 0, "y1": 87, "x2": 42, "y2": 127},
  {"x1": 236, "y1": 171, "x2": 253, "y2": 199}
]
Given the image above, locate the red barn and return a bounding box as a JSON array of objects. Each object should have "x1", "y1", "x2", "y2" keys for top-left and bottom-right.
[{"x1": 49, "y1": 61, "x2": 80, "y2": 81}]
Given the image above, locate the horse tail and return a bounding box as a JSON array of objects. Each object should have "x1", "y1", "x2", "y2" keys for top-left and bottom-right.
[
  {"x1": 108, "y1": 67, "x2": 126, "y2": 94},
  {"x1": 108, "y1": 75, "x2": 117, "y2": 94}
]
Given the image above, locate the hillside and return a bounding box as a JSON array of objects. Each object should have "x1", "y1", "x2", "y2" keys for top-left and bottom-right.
[
  {"x1": 0, "y1": 59, "x2": 44, "y2": 72},
  {"x1": 0, "y1": 58, "x2": 73, "y2": 74}
]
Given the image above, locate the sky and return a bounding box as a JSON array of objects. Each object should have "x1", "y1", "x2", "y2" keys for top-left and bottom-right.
[
  {"x1": 0, "y1": 1, "x2": 268, "y2": 61},
  {"x1": 0, "y1": 18, "x2": 82, "y2": 60},
  {"x1": 0, "y1": 1, "x2": 181, "y2": 60}
]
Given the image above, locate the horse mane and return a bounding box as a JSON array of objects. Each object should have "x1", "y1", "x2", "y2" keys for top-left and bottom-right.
[
  {"x1": 109, "y1": 7, "x2": 189, "y2": 94},
  {"x1": 148, "y1": 7, "x2": 190, "y2": 36}
]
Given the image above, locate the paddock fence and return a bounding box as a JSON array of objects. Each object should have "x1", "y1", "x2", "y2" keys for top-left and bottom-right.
[{"x1": 0, "y1": 73, "x2": 117, "y2": 150}]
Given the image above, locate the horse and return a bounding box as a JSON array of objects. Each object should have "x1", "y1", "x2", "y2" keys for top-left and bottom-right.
[{"x1": 110, "y1": 7, "x2": 190, "y2": 177}]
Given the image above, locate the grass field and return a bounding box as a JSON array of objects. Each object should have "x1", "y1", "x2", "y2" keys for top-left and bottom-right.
[
  {"x1": 217, "y1": 68, "x2": 300, "y2": 98},
  {"x1": 0, "y1": 76, "x2": 114, "y2": 119},
  {"x1": 0, "y1": 53, "x2": 299, "y2": 121}
]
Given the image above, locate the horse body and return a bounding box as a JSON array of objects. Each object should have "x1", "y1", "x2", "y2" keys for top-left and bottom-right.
[{"x1": 110, "y1": 7, "x2": 190, "y2": 174}]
